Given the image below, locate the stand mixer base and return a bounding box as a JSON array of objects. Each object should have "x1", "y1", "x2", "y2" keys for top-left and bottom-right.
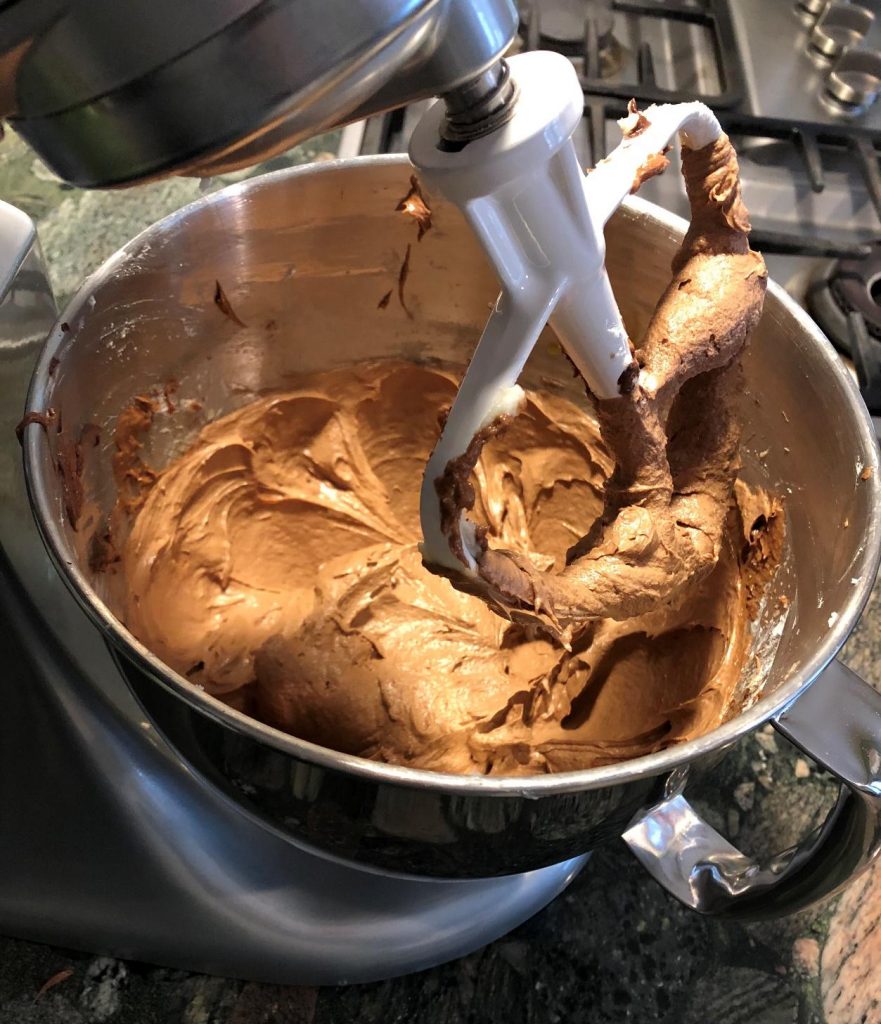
[{"x1": 0, "y1": 562, "x2": 586, "y2": 985}]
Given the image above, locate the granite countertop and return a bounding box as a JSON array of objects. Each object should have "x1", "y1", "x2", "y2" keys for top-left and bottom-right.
[{"x1": 2, "y1": 130, "x2": 881, "y2": 1024}]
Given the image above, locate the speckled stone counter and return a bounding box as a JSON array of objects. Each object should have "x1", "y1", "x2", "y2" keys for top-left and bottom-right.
[{"x1": 2, "y1": 129, "x2": 880, "y2": 1024}]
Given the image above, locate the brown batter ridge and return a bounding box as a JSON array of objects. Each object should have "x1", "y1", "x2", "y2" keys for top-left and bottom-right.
[
  {"x1": 631, "y1": 150, "x2": 670, "y2": 193},
  {"x1": 434, "y1": 413, "x2": 514, "y2": 567},
  {"x1": 116, "y1": 360, "x2": 780, "y2": 776},
  {"x1": 622, "y1": 98, "x2": 651, "y2": 138},
  {"x1": 15, "y1": 408, "x2": 56, "y2": 446},
  {"x1": 433, "y1": 133, "x2": 769, "y2": 645},
  {"x1": 112, "y1": 393, "x2": 159, "y2": 516},
  {"x1": 55, "y1": 421, "x2": 101, "y2": 529}
]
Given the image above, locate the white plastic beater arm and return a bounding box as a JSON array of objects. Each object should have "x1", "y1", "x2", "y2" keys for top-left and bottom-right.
[
  {"x1": 585, "y1": 102, "x2": 723, "y2": 227},
  {"x1": 410, "y1": 53, "x2": 725, "y2": 573},
  {"x1": 419, "y1": 285, "x2": 561, "y2": 573}
]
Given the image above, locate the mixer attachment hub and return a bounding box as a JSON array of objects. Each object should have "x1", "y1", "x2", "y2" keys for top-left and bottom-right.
[{"x1": 440, "y1": 59, "x2": 520, "y2": 145}]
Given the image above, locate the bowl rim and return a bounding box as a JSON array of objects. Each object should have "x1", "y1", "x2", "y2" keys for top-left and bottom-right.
[{"x1": 23, "y1": 153, "x2": 881, "y2": 797}]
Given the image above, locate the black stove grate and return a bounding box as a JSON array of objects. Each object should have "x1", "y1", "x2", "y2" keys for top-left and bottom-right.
[
  {"x1": 807, "y1": 240, "x2": 881, "y2": 414},
  {"x1": 516, "y1": 0, "x2": 881, "y2": 261},
  {"x1": 572, "y1": 106, "x2": 877, "y2": 260},
  {"x1": 520, "y1": 0, "x2": 745, "y2": 108}
]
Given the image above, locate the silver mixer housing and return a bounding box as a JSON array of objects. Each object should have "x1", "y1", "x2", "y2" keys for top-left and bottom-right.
[{"x1": 0, "y1": 0, "x2": 517, "y2": 187}]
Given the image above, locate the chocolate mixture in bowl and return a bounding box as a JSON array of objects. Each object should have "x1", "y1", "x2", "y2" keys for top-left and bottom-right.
[
  {"x1": 108, "y1": 357, "x2": 782, "y2": 777},
  {"x1": 95, "y1": 131, "x2": 782, "y2": 777}
]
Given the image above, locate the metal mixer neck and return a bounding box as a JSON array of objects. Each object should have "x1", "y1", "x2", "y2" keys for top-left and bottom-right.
[{"x1": 440, "y1": 59, "x2": 519, "y2": 145}]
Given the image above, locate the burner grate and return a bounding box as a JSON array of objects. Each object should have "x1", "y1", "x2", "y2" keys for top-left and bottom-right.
[
  {"x1": 703, "y1": 117, "x2": 880, "y2": 260},
  {"x1": 722, "y1": 115, "x2": 881, "y2": 219},
  {"x1": 512, "y1": 0, "x2": 881, "y2": 261},
  {"x1": 806, "y1": 242, "x2": 881, "y2": 414},
  {"x1": 519, "y1": 0, "x2": 745, "y2": 107}
]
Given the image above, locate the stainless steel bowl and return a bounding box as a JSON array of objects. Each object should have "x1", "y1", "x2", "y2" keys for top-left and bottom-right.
[{"x1": 22, "y1": 156, "x2": 881, "y2": 915}]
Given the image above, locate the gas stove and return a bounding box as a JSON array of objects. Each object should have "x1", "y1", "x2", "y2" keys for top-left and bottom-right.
[{"x1": 345, "y1": 0, "x2": 881, "y2": 428}]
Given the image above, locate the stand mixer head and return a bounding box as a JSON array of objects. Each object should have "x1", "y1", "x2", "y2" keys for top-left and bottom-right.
[{"x1": 0, "y1": 0, "x2": 518, "y2": 186}]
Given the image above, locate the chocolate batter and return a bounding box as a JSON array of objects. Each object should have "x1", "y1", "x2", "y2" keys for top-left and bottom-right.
[
  {"x1": 118, "y1": 360, "x2": 776, "y2": 776},
  {"x1": 113, "y1": 125, "x2": 780, "y2": 777}
]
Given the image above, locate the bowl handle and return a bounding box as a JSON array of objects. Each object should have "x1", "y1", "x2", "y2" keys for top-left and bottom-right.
[{"x1": 622, "y1": 658, "x2": 881, "y2": 918}]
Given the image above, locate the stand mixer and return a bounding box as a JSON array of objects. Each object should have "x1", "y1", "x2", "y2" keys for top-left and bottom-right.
[
  {"x1": 0, "y1": 0, "x2": 599, "y2": 983},
  {"x1": 5, "y1": 0, "x2": 881, "y2": 985}
]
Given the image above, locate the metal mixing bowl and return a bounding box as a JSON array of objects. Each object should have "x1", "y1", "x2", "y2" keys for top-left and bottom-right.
[{"x1": 22, "y1": 157, "x2": 881, "y2": 910}]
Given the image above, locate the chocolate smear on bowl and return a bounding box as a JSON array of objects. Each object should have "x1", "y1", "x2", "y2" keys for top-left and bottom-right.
[
  {"x1": 213, "y1": 280, "x2": 247, "y2": 328},
  {"x1": 15, "y1": 408, "x2": 56, "y2": 446},
  {"x1": 396, "y1": 175, "x2": 433, "y2": 240}
]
